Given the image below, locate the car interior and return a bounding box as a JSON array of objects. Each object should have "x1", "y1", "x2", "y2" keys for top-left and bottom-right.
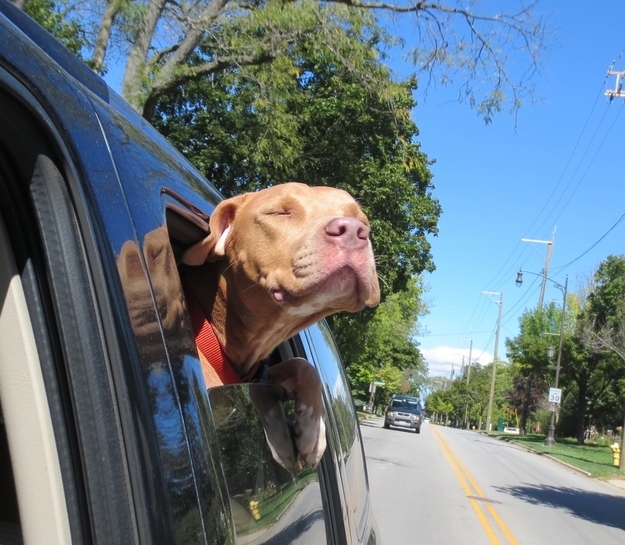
[{"x1": 0, "y1": 102, "x2": 73, "y2": 544}]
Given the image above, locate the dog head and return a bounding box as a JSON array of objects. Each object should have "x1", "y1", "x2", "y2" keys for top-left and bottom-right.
[{"x1": 182, "y1": 182, "x2": 380, "y2": 366}]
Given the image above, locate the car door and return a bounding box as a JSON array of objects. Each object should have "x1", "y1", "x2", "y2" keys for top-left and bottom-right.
[
  {"x1": 0, "y1": 5, "x2": 234, "y2": 542},
  {"x1": 300, "y1": 322, "x2": 378, "y2": 545}
]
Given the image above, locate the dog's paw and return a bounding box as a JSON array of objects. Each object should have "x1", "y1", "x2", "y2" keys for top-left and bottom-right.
[
  {"x1": 294, "y1": 403, "x2": 327, "y2": 467},
  {"x1": 262, "y1": 402, "x2": 298, "y2": 471},
  {"x1": 265, "y1": 357, "x2": 327, "y2": 466}
]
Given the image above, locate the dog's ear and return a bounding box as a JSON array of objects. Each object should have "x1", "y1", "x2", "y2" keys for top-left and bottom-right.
[{"x1": 182, "y1": 195, "x2": 246, "y2": 265}]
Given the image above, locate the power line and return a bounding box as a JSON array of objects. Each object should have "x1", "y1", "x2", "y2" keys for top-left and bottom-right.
[
  {"x1": 535, "y1": 101, "x2": 625, "y2": 240},
  {"x1": 454, "y1": 51, "x2": 625, "y2": 353},
  {"x1": 552, "y1": 210, "x2": 625, "y2": 271}
]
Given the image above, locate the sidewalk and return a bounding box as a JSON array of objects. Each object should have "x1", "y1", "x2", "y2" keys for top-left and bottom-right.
[{"x1": 608, "y1": 479, "x2": 625, "y2": 491}]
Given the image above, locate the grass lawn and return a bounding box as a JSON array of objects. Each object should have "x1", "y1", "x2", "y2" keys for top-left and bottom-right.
[{"x1": 499, "y1": 433, "x2": 625, "y2": 480}]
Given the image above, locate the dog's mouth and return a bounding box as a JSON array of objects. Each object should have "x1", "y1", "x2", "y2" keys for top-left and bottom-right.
[
  {"x1": 271, "y1": 287, "x2": 291, "y2": 303},
  {"x1": 270, "y1": 266, "x2": 366, "y2": 310}
]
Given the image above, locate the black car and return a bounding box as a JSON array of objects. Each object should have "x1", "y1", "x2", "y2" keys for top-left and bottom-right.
[
  {"x1": 0, "y1": 2, "x2": 380, "y2": 544},
  {"x1": 383, "y1": 395, "x2": 423, "y2": 433}
]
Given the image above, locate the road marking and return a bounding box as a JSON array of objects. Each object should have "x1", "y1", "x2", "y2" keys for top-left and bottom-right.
[{"x1": 431, "y1": 426, "x2": 519, "y2": 545}]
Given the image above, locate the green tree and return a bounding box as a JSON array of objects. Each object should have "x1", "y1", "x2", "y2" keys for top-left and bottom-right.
[
  {"x1": 426, "y1": 390, "x2": 453, "y2": 424},
  {"x1": 576, "y1": 255, "x2": 625, "y2": 456},
  {"x1": 20, "y1": 0, "x2": 87, "y2": 55},
  {"x1": 17, "y1": 0, "x2": 548, "y2": 122},
  {"x1": 345, "y1": 277, "x2": 429, "y2": 400},
  {"x1": 428, "y1": 360, "x2": 515, "y2": 430},
  {"x1": 465, "y1": 364, "x2": 492, "y2": 429},
  {"x1": 505, "y1": 302, "x2": 573, "y2": 433}
]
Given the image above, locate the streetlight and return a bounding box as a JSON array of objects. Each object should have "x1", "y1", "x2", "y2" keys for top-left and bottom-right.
[{"x1": 516, "y1": 269, "x2": 568, "y2": 447}]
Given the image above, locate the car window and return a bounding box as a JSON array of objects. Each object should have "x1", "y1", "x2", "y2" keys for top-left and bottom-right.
[
  {"x1": 303, "y1": 321, "x2": 371, "y2": 543},
  {"x1": 304, "y1": 324, "x2": 357, "y2": 456},
  {"x1": 208, "y1": 384, "x2": 329, "y2": 545},
  {"x1": 391, "y1": 398, "x2": 421, "y2": 410}
]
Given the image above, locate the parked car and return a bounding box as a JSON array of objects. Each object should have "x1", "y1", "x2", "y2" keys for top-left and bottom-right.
[
  {"x1": 0, "y1": 2, "x2": 379, "y2": 544},
  {"x1": 503, "y1": 426, "x2": 521, "y2": 435},
  {"x1": 383, "y1": 395, "x2": 423, "y2": 434}
]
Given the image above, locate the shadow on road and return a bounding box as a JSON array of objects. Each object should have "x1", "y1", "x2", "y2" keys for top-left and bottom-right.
[
  {"x1": 359, "y1": 419, "x2": 382, "y2": 428},
  {"x1": 359, "y1": 418, "x2": 423, "y2": 434},
  {"x1": 494, "y1": 483, "x2": 625, "y2": 530}
]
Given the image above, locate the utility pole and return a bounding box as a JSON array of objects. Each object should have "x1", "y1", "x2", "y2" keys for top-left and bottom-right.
[
  {"x1": 483, "y1": 291, "x2": 503, "y2": 432},
  {"x1": 464, "y1": 340, "x2": 473, "y2": 429},
  {"x1": 605, "y1": 65, "x2": 625, "y2": 466},
  {"x1": 521, "y1": 229, "x2": 555, "y2": 309},
  {"x1": 606, "y1": 69, "x2": 625, "y2": 101},
  {"x1": 460, "y1": 338, "x2": 474, "y2": 384}
]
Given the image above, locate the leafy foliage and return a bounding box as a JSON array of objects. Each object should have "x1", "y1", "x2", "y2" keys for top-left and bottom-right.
[
  {"x1": 22, "y1": 0, "x2": 87, "y2": 55},
  {"x1": 506, "y1": 304, "x2": 562, "y2": 378},
  {"x1": 572, "y1": 255, "x2": 625, "y2": 447},
  {"x1": 18, "y1": 0, "x2": 548, "y2": 121},
  {"x1": 153, "y1": 7, "x2": 441, "y2": 296},
  {"x1": 343, "y1": 277, "x2": 429, "y2": 400}
]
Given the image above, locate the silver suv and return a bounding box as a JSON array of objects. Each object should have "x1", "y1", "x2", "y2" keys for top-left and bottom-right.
[{"x1": 383, "y1": 395, "x2": 423, "y2": 434}]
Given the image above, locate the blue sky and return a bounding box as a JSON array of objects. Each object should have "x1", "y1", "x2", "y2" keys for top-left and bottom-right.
[{"x1": 385, "y1": 2, "x2": 625, "y2": 378}]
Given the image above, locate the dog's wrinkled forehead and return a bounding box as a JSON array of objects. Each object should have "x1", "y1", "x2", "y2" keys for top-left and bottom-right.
[
  {"x1": 238, "y1": 183, "x2": 368, "y2": 225},
  {"x1": 181, "y1": 182, "x2": 372, "y2": 266}
]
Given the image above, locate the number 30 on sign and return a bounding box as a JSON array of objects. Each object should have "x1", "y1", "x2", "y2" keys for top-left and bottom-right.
[{"x1": 549, "y1": 388, "x2": 562, "y2": 404}]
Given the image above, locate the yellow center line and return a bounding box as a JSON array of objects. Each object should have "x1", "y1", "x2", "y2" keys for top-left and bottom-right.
[{"x1": 431, "y1": 426, "x2": 519, "y2": 545}]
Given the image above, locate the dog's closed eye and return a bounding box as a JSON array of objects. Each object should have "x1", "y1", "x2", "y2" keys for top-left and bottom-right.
[{"x1": 265, "y1": 209, "x2": 293, "y2": 217}]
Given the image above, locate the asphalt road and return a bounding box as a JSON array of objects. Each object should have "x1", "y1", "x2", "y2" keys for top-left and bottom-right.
[{"x1": 360, "y1": 417, "x2": 625, "y2": 545}]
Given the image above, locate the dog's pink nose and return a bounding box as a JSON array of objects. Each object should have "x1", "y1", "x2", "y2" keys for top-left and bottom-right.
[{"x1": 325, "y1": 217, "x2": 370, "y2": 248}]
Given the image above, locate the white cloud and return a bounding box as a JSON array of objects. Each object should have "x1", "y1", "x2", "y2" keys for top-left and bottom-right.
[{"x1": 421, "y1": 345, "x2": 494, "y2": 378}]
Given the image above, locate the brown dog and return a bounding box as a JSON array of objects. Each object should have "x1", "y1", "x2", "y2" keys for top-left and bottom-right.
[{"x1": 180, "y1": 182, "x2": 380, "y2": 465}]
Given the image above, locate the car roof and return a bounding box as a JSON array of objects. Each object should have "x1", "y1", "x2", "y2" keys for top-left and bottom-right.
[{"x1": 0, "y1": 0, "x2": 108, "y2": 100}]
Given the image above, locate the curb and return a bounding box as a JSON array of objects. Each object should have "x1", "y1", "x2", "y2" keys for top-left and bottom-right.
[
  {"x1": 607, "y1": 479, "x2": 625, "y2": 491},
  {"x1": 494, "y1": 435, "x2": 593, "y2": 477},
  {"x1": 452, "y1": 430, "x2": 625, "y2": 490}
]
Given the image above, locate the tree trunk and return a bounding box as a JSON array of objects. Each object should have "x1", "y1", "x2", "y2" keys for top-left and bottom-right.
[
  {"x1": 91, "y1": 0, "x2": 123, "y2": 74},
  {"x1": 620, "y1": 405, "x2": 625, "y2": 470},
  {"x1": 121, "y1": 0, "x2": 167, "y2": 112},
  {"x1": 576, "y1": 378, "x2": 588, "y2": 445},
  {"x1": 520, "y1": 374, "x2": 534, "y2": 435}
]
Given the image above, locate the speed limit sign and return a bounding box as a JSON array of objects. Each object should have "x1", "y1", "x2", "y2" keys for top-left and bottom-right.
[{"x1": 549, "y1": 388, "x2": 562, "y2": 404}]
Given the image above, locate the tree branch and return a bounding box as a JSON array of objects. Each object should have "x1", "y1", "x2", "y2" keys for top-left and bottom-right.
[
  {"x1": 91, "y1": 0, "x2": 125, "y2": 74},
  {"x1": 143, "y1": 50, "x2": 276, "y2": 119}
]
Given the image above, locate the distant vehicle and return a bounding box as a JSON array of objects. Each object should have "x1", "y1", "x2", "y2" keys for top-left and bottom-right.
[
  {"x1": 383, "y1": 395, "x2": 423, "y2": 434},
  {"x1": 503, "y1": 426, "x2": 521, "y2": 435}
]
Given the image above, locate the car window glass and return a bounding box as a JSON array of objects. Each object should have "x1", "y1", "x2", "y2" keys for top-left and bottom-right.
[
  {"x1": 391, "y1": 398, "x2": 421, "y2": 410},
  {"x1": 303, "y1": 323, "x2": 356, "y2": 456},
  {"x1": 209, "y1": 384, "x2": 329, "y2": 545},
  {"x1": 303, "y1": 321, "x2": 371, "y2": 542}
]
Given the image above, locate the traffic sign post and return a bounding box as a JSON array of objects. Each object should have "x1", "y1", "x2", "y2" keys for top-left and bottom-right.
[
  {"x1": 548, "y1": 388, "x2": 562, "y2": 404},
  {"x1": 545, "y1": 387, "x2": 563, "y2": 446}
]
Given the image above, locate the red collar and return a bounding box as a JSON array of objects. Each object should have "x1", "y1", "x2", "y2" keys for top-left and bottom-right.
[{"x1": 186, "y1": 293, "x2": 242, "y2": 385}]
